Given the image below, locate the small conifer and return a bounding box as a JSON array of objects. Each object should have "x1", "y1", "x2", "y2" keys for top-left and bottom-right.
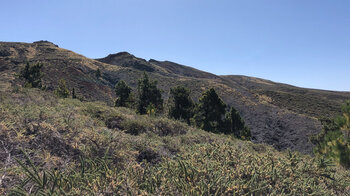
[
  {"x1": 193, "y1": 88, "x2": 226, "y2": 133},
  {"x1": 168, "y1": 85, "x2": 194, "y2": 124},
  {"x1": 137, "y1": 72, "x2": 163, "y2": 114},
  {"x1": 115, "y1": 80, "x2": 132, "y2": 107}
]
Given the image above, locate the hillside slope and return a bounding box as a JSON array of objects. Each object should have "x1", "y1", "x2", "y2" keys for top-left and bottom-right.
[
  {"x1": 1, "y1": 84, "x2": 349, "y2": 195},
  {"x1": 222, "y1": 75, "x2": 350, "y2": 118},
  {"x1": 1, "y1": 41, "x2": 350, "y2": 154}
]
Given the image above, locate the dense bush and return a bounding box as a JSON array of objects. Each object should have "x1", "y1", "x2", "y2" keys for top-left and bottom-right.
[{"x1": 121, "y1": 118, "x2": 151, "y2": 135}]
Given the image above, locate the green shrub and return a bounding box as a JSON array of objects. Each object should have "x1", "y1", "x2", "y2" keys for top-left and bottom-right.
[
  {"x1": 54, "y1": 79, "x2": 70, "y2": 98},
  {"x1": 19, "y1": 62, "x2": 44, "y2": 88},
  {"x1": 146, "y1": 103, "x2": 156, "y2": 116},
  {"x1": 312, "y1": 100, "x2": 350, "y2": 168},
  {"x1": 153, "y1": 118, "x2": 188, "y2": 136},
  {"x1": 121, "y1": 118, "x2": 151, "y2": 135}
]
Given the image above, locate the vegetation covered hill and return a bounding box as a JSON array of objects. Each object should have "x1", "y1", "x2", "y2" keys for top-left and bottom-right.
[
  {"x1": 222, "y1": 75, "x2": 350, "y2": 119},
  {"x1": 1, "y1": 41, "x2": 350, "y2": 155},
  {"x1": 1, "y1": 41, "x2": 350, "y2": 195},
  {"x1": 1, "y1": 85, "x2": 350, "y2": 195}
]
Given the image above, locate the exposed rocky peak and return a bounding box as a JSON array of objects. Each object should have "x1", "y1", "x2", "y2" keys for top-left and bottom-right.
[
  {"x1": 148, "y1": 58, "x2": 158, "y2": 63},
  {"x1": 103, "y1": 51, "x2": 134, "y2": 59},
  {"x1": 96, "y1": 52, "x2": 155, "y2": 72},
  {"x1": 33, "y1": 40, "x2": 59, "y2": 47}
]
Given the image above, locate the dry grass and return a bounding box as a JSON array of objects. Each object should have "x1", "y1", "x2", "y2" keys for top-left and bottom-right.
[{"x1": 0, "y1": 86, "x2": 349, "y2": 195}]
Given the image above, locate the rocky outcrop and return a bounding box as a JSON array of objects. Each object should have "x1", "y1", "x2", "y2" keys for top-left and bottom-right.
[{"x1": 97, "y1": 52, "x2": 155, "y2": 72}]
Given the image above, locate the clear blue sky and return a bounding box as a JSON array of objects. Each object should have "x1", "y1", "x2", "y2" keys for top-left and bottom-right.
[{"x1": 1, "y1": 0, "x2": 349, "y2": 91}]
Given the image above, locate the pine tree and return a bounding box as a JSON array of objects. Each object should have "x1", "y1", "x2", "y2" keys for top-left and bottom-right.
[
  {"x1": 225, "y1": 107, "x2": 251, "y2": 140},
  {"x1": 194, "y1": 88, "x2": 226, "y2": 133},
  {"x1": 137, "y1": 73, "x2": 163, "y2": 115},
  {"x1": 20, "y1": 62, "x2": 44, "y2": 88},
  {"x1": 168, "y1": 86, "x2": 194, "y2": 124},
  {"x1": 115, "y1": 80, "x2": 132, "y2": 107}
]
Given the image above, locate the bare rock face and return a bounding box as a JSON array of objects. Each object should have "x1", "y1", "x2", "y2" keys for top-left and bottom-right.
[{"x1": 1, "y1": 41, "x2": 350, "y2": 154}]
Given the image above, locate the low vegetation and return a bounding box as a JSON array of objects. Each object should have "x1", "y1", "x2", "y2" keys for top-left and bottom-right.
[
  {"x1": 0, "y1": 62, "x2": 350, "y2": 195},
  {"x1": 1, "y1": 87, "x2": 349, "y2": 195},
  {"x1": 261, "y1": 90, "x2": 342, "y2": 118}
]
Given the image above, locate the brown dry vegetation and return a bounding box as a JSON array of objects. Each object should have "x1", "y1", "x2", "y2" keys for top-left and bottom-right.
[
  {"x1": 2, "y1": 41, "x2": 350, "y2": 153},
  {"x1": 1, "y1": 41, "x2": 350, "y2": 194},
  {"x1": 0, "y1": 86, "x2": 349, "y2": 195}
]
